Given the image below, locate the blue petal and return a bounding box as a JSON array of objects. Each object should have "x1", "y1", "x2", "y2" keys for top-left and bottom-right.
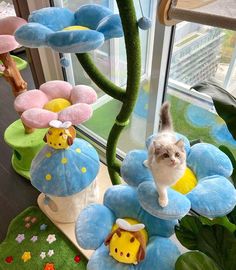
[
  {"x1": 14, "y1": 23, "x2": 53, "y2": 47},
  {"x1": 29, "y1": 7, "x2": 74, "y2": 31},
  {"x1": 47, "y1": 29, "x2": 104, "y2": 53},
  {"x1": 96, "y1": 14, "x2": 123, "y2": 40},
  {"x1": 146, "y1": 133, "x2": 191, "y2": 154},
  {"x1": 121, "y1": 150, "x2": 152, "y2": 187},
  {"x1": 104, "y1": 185, "x2": 178, "y2": 237},
  {"x1": 138, "y1": 181, "x2": 191, "y2": 220},
  {"x1": 31, "y1": 139, "x2": 100, "y2": 196},
  {"x1": 87, "y1": 244, "x2": 133, "y2": 270},
  {"x1": 187, "y1": 175, "x2": 236, "y2": 217},
  {"x1": 137, "y1": 236, "x2": 180, "y2": 270},
  {"x1": 75, "y1": 204, "x2": 115, "y2": 250},
  {"x1": 75, "y1": 4, "x2": 113, "y2": 30},
  {"x1": 187, "y1": 143, "x2": 233, "y2": 179}
]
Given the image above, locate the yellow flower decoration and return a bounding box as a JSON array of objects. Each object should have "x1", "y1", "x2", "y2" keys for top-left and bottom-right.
[{"x1": 22, "y1": 251, "x2": 31, "y2": 262}]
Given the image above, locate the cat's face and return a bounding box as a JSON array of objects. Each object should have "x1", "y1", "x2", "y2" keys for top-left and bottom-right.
[{"x1": 153, "y1": 139, "x2": 186, "y2": 168}]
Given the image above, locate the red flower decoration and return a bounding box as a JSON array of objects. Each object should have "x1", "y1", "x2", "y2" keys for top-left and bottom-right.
[
  {"x1": 74, "y1": 255, "x2": 81, "y2": 263},
  {"x1": 44, "y1": 263, "x2": 55, "y2": 270},
  {"x1": 5, "y1": 256, "x2": 13, "y2": 263}
]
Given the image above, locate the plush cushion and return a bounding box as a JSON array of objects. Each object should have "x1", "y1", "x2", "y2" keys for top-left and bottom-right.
[
  {"x1": 75, "y1": 185, "x2": 180, "y2": 270},
  {"x1": 31, "y1": 138, "x2": 100, "y2": 196},
  {"x1": 121, "y1": 133, "x2": 236, "y2": 219}
]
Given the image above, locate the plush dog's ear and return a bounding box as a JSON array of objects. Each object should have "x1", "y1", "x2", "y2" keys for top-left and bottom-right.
[
  {"x1": 43, "y1": 133, "x2": 47, "y2": 143},
  {"x1": 136, "y1": 244, "x2": 146, "y2": 262},
  {"x1": 68, "y1": 126, "x2": 76, "y2": 139},
  {"x1": 67, "y1": 136, "x2": 74, "y2": 146},
  {"x1": 104, "y1": 229, "x2": 121, "y2": 246}
]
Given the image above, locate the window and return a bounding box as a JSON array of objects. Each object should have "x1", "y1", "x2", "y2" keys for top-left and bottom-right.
[
  {"x1": 53, "y1": 0, "x2": 236, "y2": 160},
  {"x1": 167, "y1": 22, "x2": 236, "y2": 156}
]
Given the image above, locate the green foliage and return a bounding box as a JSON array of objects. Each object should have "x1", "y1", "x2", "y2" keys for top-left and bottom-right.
[
  {"x1": 192, "y1": 81, "x2": 236, "y2": 140},
  {"x1": 219, "y1": 145, "x2": 236, "y2": 187},
  {"x1": 175, "y1": 215, "x2": 236, "y2": 270},
  {"x1": 175, "y1": 251, "x2": 219, "y2": 270}
]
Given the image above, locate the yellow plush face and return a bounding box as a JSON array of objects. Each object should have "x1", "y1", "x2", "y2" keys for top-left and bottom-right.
[
  {"x1": 109, "y1": 231, "x2": 141, "y2": 264},
  {"x1": 45, "y1": 127, "x2": 72, "y2": 149}
]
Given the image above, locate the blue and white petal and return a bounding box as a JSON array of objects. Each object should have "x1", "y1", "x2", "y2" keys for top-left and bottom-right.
[
  {"x1": 29, "y1": 7, "x2": 74, "y2": 31},
  {"x1": 76, "y1": 204, "x2": 115, "y2": 250},
  {"x1": 75, "y1": 4, "x2": 113, "y2": 30},
  {"x1": 138, "y1": 182, "x2": 191, "y2": 220},
  {"x1": 15, "y1": 23, "x2": 53, "y2": 47},
  {"x1": 187, "y1": 175, "x2": 236, "y2": 217},
  {"x1": 87, "y1": 244, "x2": 133, "y2": 270},
  {"x1": 137, "y1": 237, "x2": 180, "y2": 270},
  {"x1": 104, "y1": 185, "x2": 177, "y2": 237},
  {"x1": 47, "y1": 30, "x2": 104, "y2": 53},
  {"x1": 187, "y1": 143, "x2": 233, "y2": 179},
  {"x1": 97, "y1": 14, "x2": 123, "y2": 40},
  {"x1": 121, "y1": 150, "x2": 152, "y2": 187}
]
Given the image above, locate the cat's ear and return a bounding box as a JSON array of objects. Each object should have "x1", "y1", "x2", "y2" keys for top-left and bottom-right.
[
  {"x1": 175, "y1": 139, "x2": 185, "y2": 151},
  {"x1": 153, "y1": 141, "x2": 163, "y2": 155}
]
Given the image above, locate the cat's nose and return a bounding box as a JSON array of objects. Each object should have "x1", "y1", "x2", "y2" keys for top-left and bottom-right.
[{"x1": 171, "y1": 160, "x2": 176, "y2": 165}]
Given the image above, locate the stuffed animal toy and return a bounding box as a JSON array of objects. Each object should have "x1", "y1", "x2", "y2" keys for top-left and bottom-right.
[{"x1": 105, "y1": 218, "x2": 147, "y2": 264}]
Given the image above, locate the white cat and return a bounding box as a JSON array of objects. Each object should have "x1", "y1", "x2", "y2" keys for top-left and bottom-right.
[{"x1": 143, "y1": 102, "x2": 186, "y2": 207}]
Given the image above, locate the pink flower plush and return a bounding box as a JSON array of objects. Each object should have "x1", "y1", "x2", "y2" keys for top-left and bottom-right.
[
  {"x1": 14, "y1": 80, "x2": 97, "y2": 128},
  {"x1": 0, "y1": 16, "x2": 27, "y2": 54}
]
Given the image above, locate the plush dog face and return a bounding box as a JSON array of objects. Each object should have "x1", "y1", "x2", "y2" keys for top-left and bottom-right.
[
  {"x1": 43, "y1": 126, "x2": 76, "y2": 149},
  {"x1": 105, "y1": 227, "x2": 146, "y2": 265}
]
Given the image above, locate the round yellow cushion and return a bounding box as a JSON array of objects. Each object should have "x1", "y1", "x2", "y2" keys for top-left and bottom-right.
[
  {"x1": 43, "y1": 98, "x2": 71, "y2": 113},
  {"x1": 171, "y1": 167, "x2": 197, "y2": 195},
  {"x1": 63, "y1": 25, "x2": 90, "y2": 31}
]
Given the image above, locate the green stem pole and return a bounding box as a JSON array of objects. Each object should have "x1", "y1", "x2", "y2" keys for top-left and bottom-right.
[{"x1": 76, "y1": 0, "x2": 141, "y2": 185}]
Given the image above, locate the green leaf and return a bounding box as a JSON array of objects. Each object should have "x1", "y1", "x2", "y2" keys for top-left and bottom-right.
[
  {"x1": 219, "y1": 145, "x2": 236, "y2": 188},
  {"x1": 175, "y1": 216, "x2": 202, "y2": 250},
  {"x1": 192, "y1": 81, "x2": 236, "y2": 140},
  {"x1": 175, "y1": 251, "x2": 220, "y2": 270},
  {"x1": 175, "y1": 216, "x2": 236, "y2": 270},
  {"x1": 227, "y1": 206, "x2": 236, "y2": 229},
  {"x1": 200, "y1": 216, "x2": 236, "y2": 233}
]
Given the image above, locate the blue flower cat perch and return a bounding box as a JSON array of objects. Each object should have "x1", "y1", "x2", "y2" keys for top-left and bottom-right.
[
  {"x1": 121, "y1": 133, "x2": 236, "y2": 220},
  {"x1": 13, "y1": 0, "x2": 236, "y2": 269},
  {"x1": 76, "y1": 185, "x2": 180, "y2": 270}
]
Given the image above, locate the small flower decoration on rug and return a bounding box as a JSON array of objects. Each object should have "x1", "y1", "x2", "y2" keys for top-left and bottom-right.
[
  {"x1": 15, "y1": 5, "x2": 123, "y2": 53},
  {"x1": 21, "y1": 251, "x2": 31, "y2": 262},
  {"x1": 76, "y1": 185, "x2": 180, "y2": 270},
  {"x1": 44, "y1": 263, "x2": 55, "y2": 270},
  {"x1": 121, "y1": 133, "x2": 236, "y2": 220},
  {"x1": 14, "y1": 80, "x2": 97, "y2": 129}
]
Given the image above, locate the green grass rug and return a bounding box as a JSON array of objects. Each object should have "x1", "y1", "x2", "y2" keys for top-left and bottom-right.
[{"x1": 0, "y1": 206, "x2": 87, "y2": 270}]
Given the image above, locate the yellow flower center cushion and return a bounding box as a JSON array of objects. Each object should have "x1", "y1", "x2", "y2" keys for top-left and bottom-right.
[
  {"x1": 43, "y1": 98, "x2": 71, "y2": 113},
  {"x1": 63, "y1": 25, "x2": 90, "y2": 31},
  {"x1": 171, "y1": 167, "x2": 197, "y2": 195}
]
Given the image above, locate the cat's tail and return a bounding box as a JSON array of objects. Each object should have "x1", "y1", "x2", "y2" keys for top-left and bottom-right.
[{"x1": 160, "y1": 102, "x2": 173, "y2": 131}]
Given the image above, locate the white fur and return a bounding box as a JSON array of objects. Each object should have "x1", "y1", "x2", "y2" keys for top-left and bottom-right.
[{"x1": 144, "y1": 135, "x2": 186, "y2": 207}]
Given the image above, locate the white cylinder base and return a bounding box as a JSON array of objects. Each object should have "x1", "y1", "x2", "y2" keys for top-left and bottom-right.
[{"x1": 42, "y1": 179, "x2": 99, "y2": 223}]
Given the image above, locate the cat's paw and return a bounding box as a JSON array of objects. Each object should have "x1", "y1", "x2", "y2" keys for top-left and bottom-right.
[
  {"x1": 158, "y1": 197, "x2": 168, "y2": 208},
  {"x1": 143, "y1": 160, "x2": 149, "y2": 168}
]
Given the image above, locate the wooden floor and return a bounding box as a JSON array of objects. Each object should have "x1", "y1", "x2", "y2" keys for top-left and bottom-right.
[{"x1": 0, "y1": 52, "x2": 39, "y2": 242}]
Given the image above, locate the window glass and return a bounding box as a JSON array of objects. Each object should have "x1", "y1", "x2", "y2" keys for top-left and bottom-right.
[
  {"x1": 55, "y1": 0, "x2": 155, "y2": 153},
  {"x1": 167, "y1": 22, "x2": 236, "y2": 156}
]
